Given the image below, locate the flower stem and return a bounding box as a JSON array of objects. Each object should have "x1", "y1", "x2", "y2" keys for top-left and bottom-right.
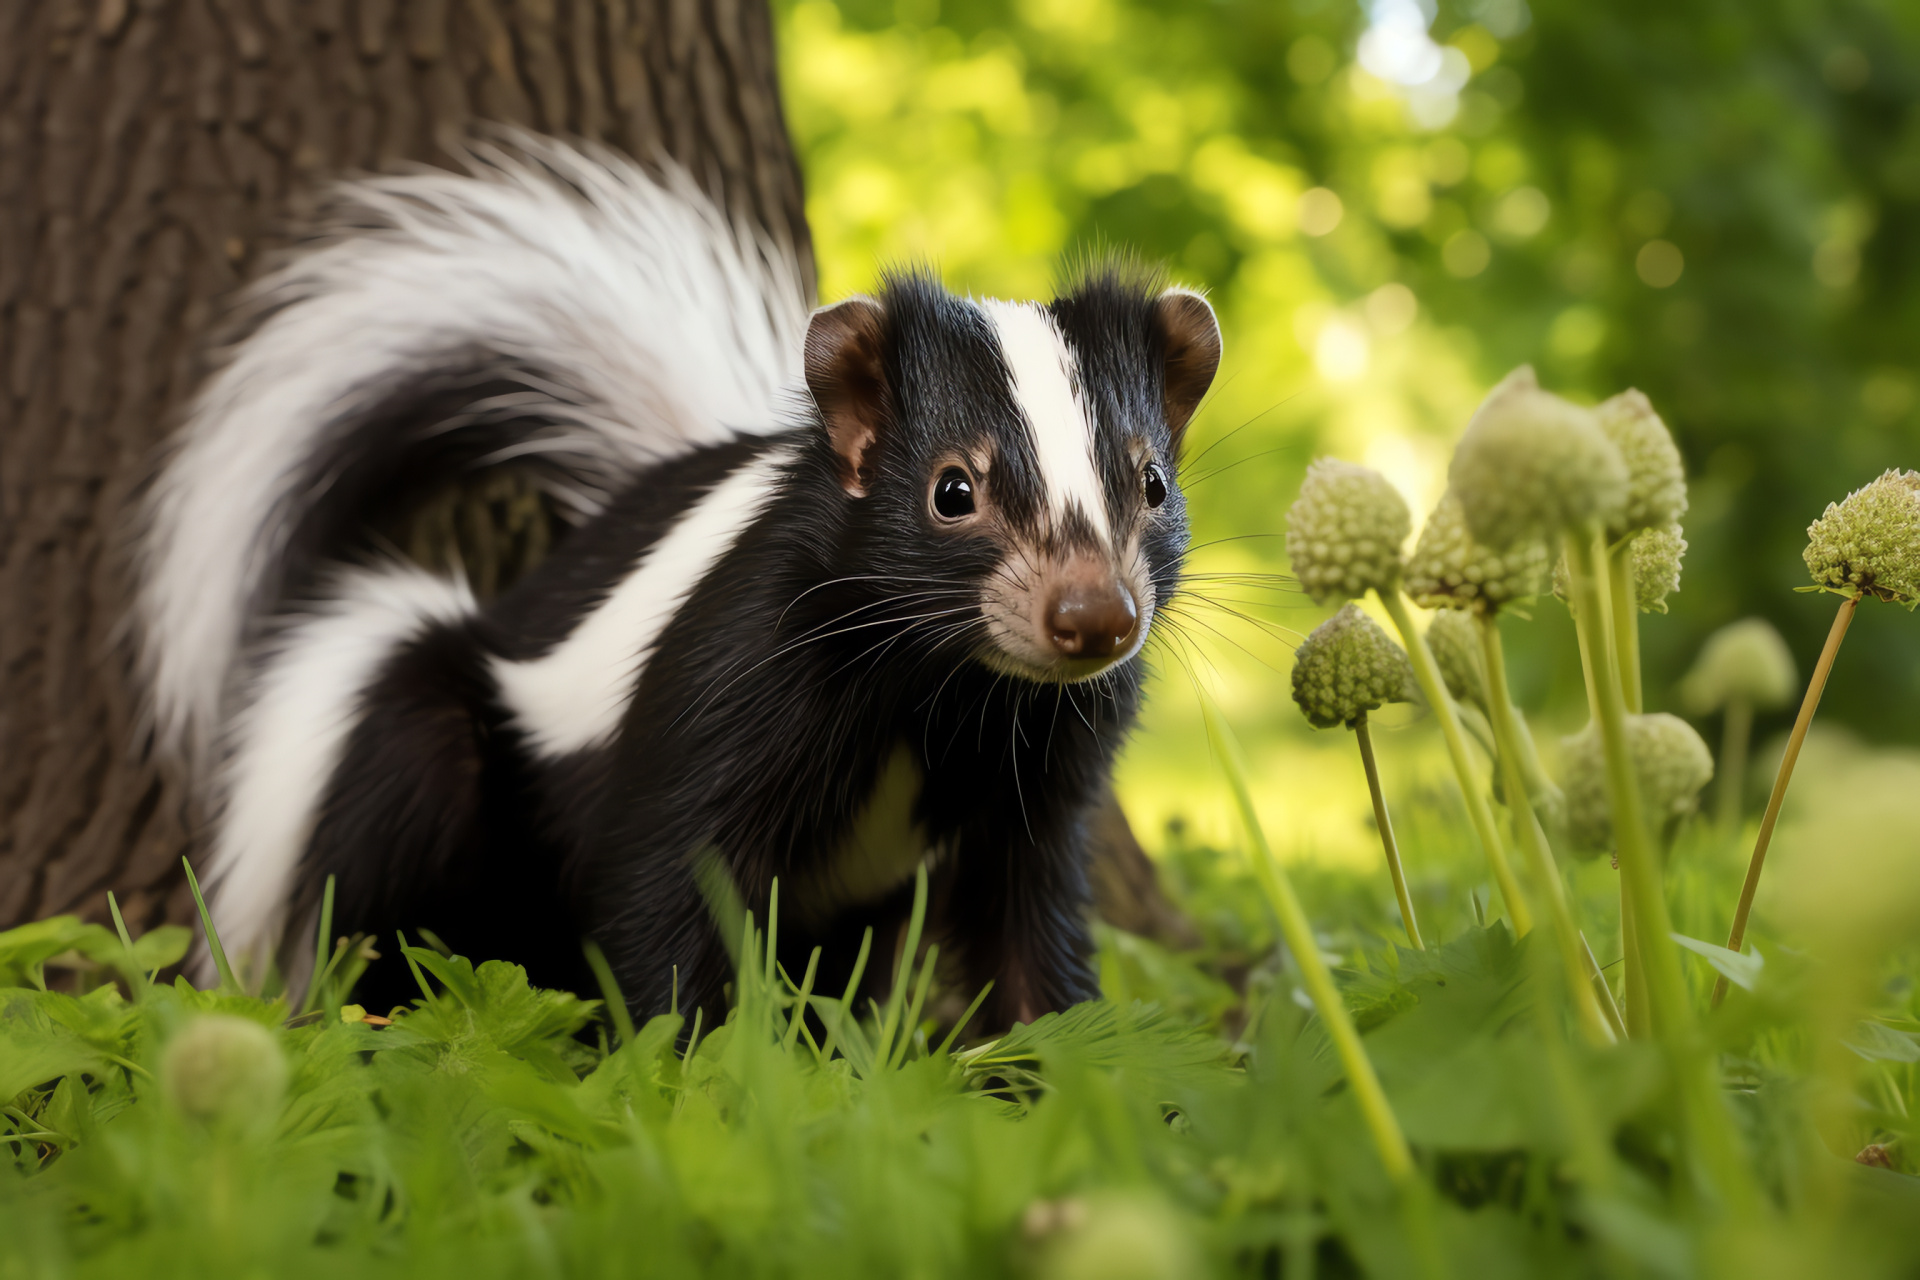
[
  {"x1": 1379, "y1": 589, "x2": 1533, "y2": 937},
  {"x1": 1354, "y1": 713, "x2": 1423, "y2": 950},
  {"x1": 1606, "y1": 538, "x2": 1643, "y2": 714},
  {"x1": 1202, "y1": 698, "x2": 1415, "y2": 1185},
  {"x1": 1565, "y1": 527, "x2": 1682, "y2": 1026},
  {"x1": 1619, "y1": 892, "x2": 1650, "y2": 1038},
  {"x1": 1565, "y1": 522, "x2": 1754, "y2": 1210},
  {"x1": 1711, "y1": 594, "x2": 1859, "y2": 1009},
  {"x1": 1565, "y1": 538, "x2": 1647, "y2": 1035},
  {"x1": 1506, "y1": 705, "x2": 1564, "y2": 827},
  {"x1": 1568, "y1": 579, "x2": 1603, "y2": 723},
  {"x1": 1715, "y1": 697, "x2": 1753, "y2": 834},
  {"x1": 1475, "y1": 612, "x2": 1613, "y2": 1045},
  {"x1": 1351, "y1": 710, "x2": 1428, "y2": 951},
  {"x1": 1455, "y1": 701, "x2": 1501, "y2": 765},
  {"x1": 1579, "y1": 930, "x2": 1628, "y2": 1041}
]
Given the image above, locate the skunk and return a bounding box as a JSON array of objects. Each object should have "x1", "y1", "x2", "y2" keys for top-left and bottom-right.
[{"x1": 138, "y1": 131, "x2": 1221, "y2": 1029}]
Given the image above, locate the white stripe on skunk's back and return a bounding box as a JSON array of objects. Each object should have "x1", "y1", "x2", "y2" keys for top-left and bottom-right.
[
  {"x1": 492, "y1": 445, "x2": 798, "y2": 758},
  {"x1": 207, "y1": 566, "x2": 476, "y2": 981},
  {"x1": 977, "y1": 300, "x2": 1109, "y2": 543},
  {"x1": 138, "y1": 130, "x2": 809, "y2": 779}
]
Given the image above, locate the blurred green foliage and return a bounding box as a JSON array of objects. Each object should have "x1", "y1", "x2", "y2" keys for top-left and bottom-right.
[{"x1": 777, "y1": 0, "x2": 1920, "y2": 836}]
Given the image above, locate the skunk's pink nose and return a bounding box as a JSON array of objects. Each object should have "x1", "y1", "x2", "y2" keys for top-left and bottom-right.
[{"x1": 1046, "y1": 578, "x2": 1138, "y2": 659}]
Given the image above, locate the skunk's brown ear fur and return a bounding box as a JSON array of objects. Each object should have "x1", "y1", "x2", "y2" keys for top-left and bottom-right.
[
  {"x1": 1154, "y1": 288, "x2": 1222, "y2": 452},
  {"x1": 804, "y1": 296, "x2": 891, "y2": 497}
]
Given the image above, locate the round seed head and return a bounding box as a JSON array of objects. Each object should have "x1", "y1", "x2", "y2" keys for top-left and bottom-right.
[
  {"x1": 1290, "y1": 603, "x2": 1415, "y2": 728},
  {"x1": 1560, "y1": 713, "x2": 1714, "y2": 856},
  {"x1": 161, "y1": 1014, "x2": 288, "y2": 1134},
  {"x1": 1594, "y1": 389, "x2": 1688, "y2": 536},
  {"x1": 1285, "y1": 459, "x2": 1411, "y2": 604},
  {"x1": 1802, "y1": 469, "x2": 1920, "y2": 607},
  {"x1": 1040, "y1": 1192, "x2": 1202, "y2": 1280},
  {"x1": 1448, "y1": 366, "x2": 1629, "y2": 548},
  {"x1": 1424, "y1": 607, "x2": 1488, "y2": 711},
  {"x1": 1405, "y1": 489, "x2": 1550, "y2": 614},
  {"x1": 1678, "y1": 618, "x2": 1798, "y2": 714},
  {"x1": 1631, "y1": 525, "x2": 1687, "y2": 614},
  {"x1": 1559, "y1": 727, "x2": 1607, "y2": 857}
]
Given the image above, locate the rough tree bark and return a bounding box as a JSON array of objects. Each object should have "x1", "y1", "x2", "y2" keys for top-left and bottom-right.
[{"x1": 0, "y1": 0, "x2": 1187, "y2": 949}]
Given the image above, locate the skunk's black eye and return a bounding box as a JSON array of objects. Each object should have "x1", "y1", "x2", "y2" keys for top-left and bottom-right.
[
  {"x1": 932, "y1": 468, "x2": 976, "y2": 520},
  {"x1": 1142, "y1": 462, "x2": 1168, "y2": 509}
]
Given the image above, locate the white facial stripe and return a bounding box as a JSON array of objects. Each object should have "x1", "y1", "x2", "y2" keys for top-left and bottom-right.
[
  {"x1": 978, "y1": 299, "x2": 1110, "y2": 543},
  {"x1": 208, "y1": 564, "x2": 476, "y2": 983},
  {"x1": 492, "y1": 445, "x2": 794, "y2": 757}
]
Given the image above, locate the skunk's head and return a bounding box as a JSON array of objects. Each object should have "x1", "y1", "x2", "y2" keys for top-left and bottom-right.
[{"x1": 803, "y1": 267, "x2": 1221, "y2": 684}]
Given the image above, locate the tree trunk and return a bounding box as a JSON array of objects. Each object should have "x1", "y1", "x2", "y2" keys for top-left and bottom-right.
[{"x1": 0, "y1": 0, "x2": 812, "y2": 933}]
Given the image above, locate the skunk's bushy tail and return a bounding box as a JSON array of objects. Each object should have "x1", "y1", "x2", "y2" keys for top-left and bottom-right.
[{"x1": 138, "y1": 129, "x2": 810, "y2": 782}]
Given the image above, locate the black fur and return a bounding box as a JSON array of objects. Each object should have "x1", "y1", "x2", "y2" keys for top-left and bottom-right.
[
  {"x1": 270, "y1": 352, "x2": 619, "y2": 624},
  {"x1": 284, "y1": 267, "x2": 1207, "y2": 1031}
]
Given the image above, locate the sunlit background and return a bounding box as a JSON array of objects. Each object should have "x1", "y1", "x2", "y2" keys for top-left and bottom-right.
[{"x1": 775, "y1": 0, "x2": 1920, "y2": 870}]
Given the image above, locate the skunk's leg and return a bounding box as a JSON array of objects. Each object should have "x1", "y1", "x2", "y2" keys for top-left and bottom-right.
[
  {"x1": 294, "y1": 624, "x2": 502, "y2": 1002},
  {"x1": 941, "y1": 815, "x2": 1100, "y2": 1031},
  {"x1": 586, "y1": 846, "x2": 737, "y2": 1032}
]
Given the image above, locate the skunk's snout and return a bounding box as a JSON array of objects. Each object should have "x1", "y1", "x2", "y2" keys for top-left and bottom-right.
[
  {"x1": 979, "y1": 544, "x2": 1153, "y2": 681},
  {"x1": 1045, "y1": 576, "x2": 1138, "y2": 659}
]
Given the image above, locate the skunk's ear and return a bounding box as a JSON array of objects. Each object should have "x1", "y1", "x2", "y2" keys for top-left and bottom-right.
[
  {"x1": 805, "y1": 296, "x2": 891, "y2": 498},
  {"x1": 1154, "y1": 288, "x2": 1222, "y2": 453}
]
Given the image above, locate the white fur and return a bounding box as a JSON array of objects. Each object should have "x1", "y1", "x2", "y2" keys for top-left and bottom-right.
[
  {"x1": 492, "y1": 445, "x2": 797, "y2": 757},
  {"x1": 206, "y1": 565, "x2": 476, "y2": 980},
  {"x1": 977, "y1": 300, "x2": 1110, "y2": 543},
  {"x1": 139, "y1": 131, "x2": 809, "y2": 777}
]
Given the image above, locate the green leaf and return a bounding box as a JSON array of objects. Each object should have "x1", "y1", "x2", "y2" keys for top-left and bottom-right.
[
  {"x1": 397, "y1": 947, "x2": 597, "y2": 1078},
  {"x1": 1668, "y1": 933, "x2": 1763, "y2": 992},
  {"x1": 399, "y1": 942, "x2": 482, "y2": 1006},
  {"x1": 0, "y1": 993, "x2": 108, "y2": 1102},
  {"x1": 1845, "y1": 1020, "x2": 1920, "y2": 1064},
  {"x1": 953, "y1": 1000, "x2": 1229, "y2": 1102},
  {"x1": 0, "y1": 917, "x2": 113, "y2": 988},
  {"x1": 0, "y1": 916, "x2": 193, "y2": 992},
  {"x1": 1579, "y1": 1194, "x2": 1696, "y2": 1280},
  {"x1": 128, "y1": 925, "x2": 191, "y2": 975}
]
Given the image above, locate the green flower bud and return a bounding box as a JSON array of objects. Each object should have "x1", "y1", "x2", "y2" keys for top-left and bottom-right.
[
  {"x1": 1424, "y1": 607, "x2": 1488, "y2": 711},
  {"x1": 1560, "y1": 713, "x2": 1714, "y2": 856},
  {"x1": 1449, "y1": 367, "x2": 1628, "y2": 549},
  {"x1": 1594, "y1": 389, "x2": 1687, "y2": 536},
  {"x1": 1631, "y1": 525, "x2": 1686, "y2": 614},
  {"x1": 161, "y1": 1014, "x2": 288, "y2": 1133},
  {"x1": 1284, "y1": 459, "x2": 1411, "y2": 604},
  {"x1": 1678, "y1": 618, "x2": 1799, "y2": 715},
  {"x1": 1405, "y1": 489, "x2": 1550, "y2": 614},
  {"x1": 1802, "y1": 469, "x2": 1920, "y2": 608},
  {"x1": 1290, "y1": 603, "x2": 1415, "y2": 728}
]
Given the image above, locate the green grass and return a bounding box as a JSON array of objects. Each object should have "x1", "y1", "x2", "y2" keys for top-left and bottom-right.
[{"x1": 6, "y1": 792, "x2": 1920, "y2": 1278}]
